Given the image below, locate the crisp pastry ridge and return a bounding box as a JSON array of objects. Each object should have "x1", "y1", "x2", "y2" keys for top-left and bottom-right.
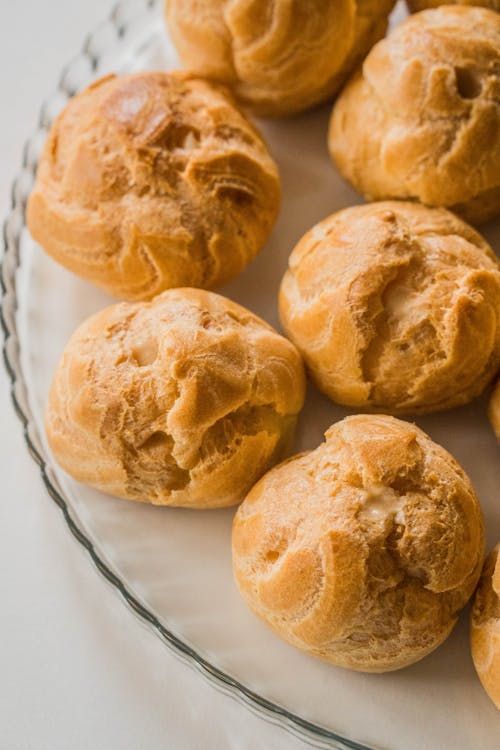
[
  {"x1": 233, "y1": 414, "x2": 485, "y2": 672},
  {"x1": 165, "y1": 0, "x2": 396, "y2": 117},
  {"x1": 329, "y1": 6, "x2": 500, "y2": 224},
  {"x1": 279, "y1": 201, "x2": 500, "y2": 414},
  {"x1": 471, "y1": 544, "x2": 500, "y2": 709},
  {"x1": 45, "y1": 288, "x2": 305, "y2": 508},
  {"x1": 27, "y1": 71, "x2": 280, "y2": 300}
]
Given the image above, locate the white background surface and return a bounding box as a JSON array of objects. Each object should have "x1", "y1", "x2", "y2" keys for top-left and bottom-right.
[{"x1": 0, "y1": 2, "x2": 313, "y2": 748}]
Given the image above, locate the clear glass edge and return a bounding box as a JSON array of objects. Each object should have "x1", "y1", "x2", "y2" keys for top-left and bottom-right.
[{"x1": 0, "y1": 2, "x2": 380, "y2": 748}]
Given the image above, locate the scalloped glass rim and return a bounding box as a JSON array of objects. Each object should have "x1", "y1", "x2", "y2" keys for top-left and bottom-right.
[{"x1": 0, "y1": 1, "x2": 369, "y2": 747}]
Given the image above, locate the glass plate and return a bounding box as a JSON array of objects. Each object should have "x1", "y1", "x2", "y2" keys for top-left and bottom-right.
[{"x1": 2, "y1": 1, "x2": 500, "y2": 748}]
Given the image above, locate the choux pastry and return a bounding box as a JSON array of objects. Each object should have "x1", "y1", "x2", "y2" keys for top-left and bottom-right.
[
  {"x1": 279, "y1": 202, "x2": 500, "y2": 414},
  {"x1": 471, "y1": 544, "x2": 500, "y2": 709},
  {"x1": 233, "y1": 415, "x2": 485, "y2": 672},
  {"x1": 46, "y1": 288, "x2": 305, "y2": 508},
  {"x1": 165, "y1": 0, "x2": 396, "y2": 117},
  {"x1": 329, "y1": 7, "x2": 500, "y2": 224},
  {"x1": 28, "y1": 72, "x2": 280, "y2": 300}
]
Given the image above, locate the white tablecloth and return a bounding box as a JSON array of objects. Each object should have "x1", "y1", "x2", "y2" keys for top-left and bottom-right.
[{"x1": 0, "y1": 3, "x2": 312, "y2": 747}]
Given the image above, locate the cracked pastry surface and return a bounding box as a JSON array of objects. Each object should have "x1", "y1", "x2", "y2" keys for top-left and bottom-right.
[
  {"x1": 489, "y1": 379, "x2": 500, "y2": 440},
  {"x1": 232, "y1": 414, "x2": 485, "y2": 672},
  {"x1": 408, "y1": 1, "x2": 499, "y2": 11},
  {"x1": 164, "y1": 0, "x2": 395, "y2": 117},
  {"x1": 279, "y1": 202, "x2": 500, "y2": 415},
  {"x1": 471, "y1": 544, "x2": 500, "y2": 709},
  {"x1": 329, "y1": 6, "x2": 500, "y2": 224},
  {"x1": 45, "y1": 288, "x2": 305, "y2": 508},
  {"x1": 27, "y1": 71, "x2": 280, "y2": 301}
]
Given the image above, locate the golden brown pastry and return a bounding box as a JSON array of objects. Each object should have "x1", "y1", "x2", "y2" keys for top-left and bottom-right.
[
  {"x1": 233, "y1": 414, "x2": 485, "y2": 672},
  {"x1": 489, "y1": 380, "x2": 500, "y2": 440},
  {"x1": 408, "y1": 0, "x2": 499, "y2": 11},
  {"x1": 279, "y1": 202, "x2": 500, "y2": 415},
  {"x1": 27, "y1": 72, "x2": 280, "y2": 301},
  {"x1": 46, "y1": 288, "x2": 305, "y2": 508},
  {"x1": 164, "y1": 0, "x2": 396, "y2": 117},
  {"x1": 471, "y1": 545, "x2": 500, "y2": 709},
  {"x1": 329, "y1": 6, "x2": 500, "y2": 224}
]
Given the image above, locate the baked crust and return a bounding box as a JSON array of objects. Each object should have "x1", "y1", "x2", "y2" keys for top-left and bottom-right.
[
  {"x1": 165, "y1": 0, "x2": 395, "y2": 117},
  {"x1": 279, "y1": 201, "x2": 500, "y2": 414},
  {"x1": 329, "y1": 6, "x2": 500, "y2": 224},
  {"x1": 27, "y1": 72, "x2": 280, "y2": 300},
  {"x1": 233, "y1": 414, "x2": 485, "y2": 672},
  {"x1": 471, "y1": 544, "x2": 500, "y2": 709},
  {"x1": 45, "y1": 288, "x2": 305, "y2": 508}
]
